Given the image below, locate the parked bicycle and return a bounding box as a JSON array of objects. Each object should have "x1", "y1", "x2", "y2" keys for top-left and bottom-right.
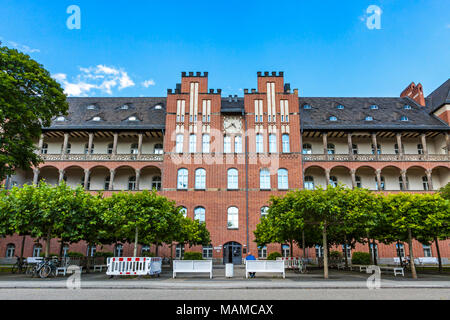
[
  {"x1": 31, "y1": 257, "x2": 59, "y2": 278},
  {"x1": 11, "y1": 256, "x2": 29, "y2": 274}
]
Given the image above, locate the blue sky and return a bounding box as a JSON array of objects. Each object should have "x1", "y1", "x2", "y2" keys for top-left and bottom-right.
[{"x1": 0, "y1": 0, "x2": 449, "y2": 97}]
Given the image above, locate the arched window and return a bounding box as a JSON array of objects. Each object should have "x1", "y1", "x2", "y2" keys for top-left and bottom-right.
[
  {"x1": 130, "y1": 143, "x2": 139, "y2": 155},
  {"x1": 256, "y1": 134, "x2": 263, "y2": 153},
  {"x1": 327, "y1": 143, "x2": 335, "y2": 155},
  {"x1": 227, "y1": 168, "x2": 238, "y2": 190},
  {"x1": 195, "y1": 169, "x2": 206, "y2": 190},
  {"x1": 6, "y1": 244, "x2": 15, "y2": 258},
  {"x1": 234, "y1": 136, "x2": 242, "y2": 153},
  {"x1": 329, "y1": 176, "x2": 338, "y2": 187},
  {"x1": 176, "y1": 134, "x2": 184, "y2": 153},
  {"x1": 41, "y1": 143, "x2": 48, "y2": 154},
  {"x1": 260, "y1": 169, "x2": 271, "y2": 190},
  {"x1": 152, "y1": 176, "x2": 162, "y2": 190},
  {"x1": 202, "y1": 134, "x2": 210, "y2": 153},
  {"x1": 189, "y1": 134, "x2": 196, "y2": 153},
  {"x1": 32, "y1": 244, "x2": 42, "y2": 257},
  {"x1": 180, "y1": 207, "x2": 187, "y2": 218},
  {"x1": 107, "y1": 143, "x2": 113, "y2": 155},
  {"x1": 371, "y1": 144, "x2": 381, "y2": 155},
  {"x1": 304, "y1": 176, "x2": 314, "y2": 190},
  {"x1": 227, "y1": 207, "x2": 239, "y2": 229},
  {"x1": 154, "y1": 144, "x2": 163, "y2": 154},
  {"x1": 282, "y1": 134, "x2": 290, "y2": 153},
  {"x1": 336, "y1": 105, "x2": 345, "y2": 110},
  {"x1": 128, "y1": 176, "x2": 136, "y2": 191},
  {"x1": 404, "y1": 105, "x2": 412, "y2": 110},
  {"x1": 261, "y1": 206, "x2": 269, "y2": 218},
  {"x1": 194, "y1": 207, "x2": 205, "y2": 224},
  {"x1": 329, "y1": 116, "x2": 338, "y2": 121},
  {"x1": 422, "y1": 176, "x2": 429, "y2": 191},
  {"x1": 114, "y1": 244, "x2": 123, "y2": 257},
  {"x1": 278, "y1": 169, "x2": 289, "y2": 190},
  {"x1": 177, "y1": 169, "x2": 188, "y2": 190},
  {"x1": 224, "y1": 135, "x2": 231, "y2": 153},
  {"x1": 269, "y1": 134, "x2": 277, "y2": 153},
  {"x1": 401, "y1": 116, "x2": 409, "y2": 121},
  {"x1": 370, "y1": 105, "x2": 379, "y2": 110},
  {"x1": 303, "y1": 104, "x2": 312, "y2": 110},
  {"x1": 302, "y1": 143, "x2": 312, "y2": 154},
  {"x1": 365, "y1": 116, "x2": 373, "y2": 121}
]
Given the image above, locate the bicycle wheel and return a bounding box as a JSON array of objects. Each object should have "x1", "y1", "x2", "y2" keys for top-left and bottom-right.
[
  {"x1": 39, "y1": 265, "x2": 52, "y2": 278},
  {"x1": 11, "y1": 263, "x2": 18, "y2": 274}
]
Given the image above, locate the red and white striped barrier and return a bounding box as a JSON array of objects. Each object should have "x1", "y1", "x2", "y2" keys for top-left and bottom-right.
[
  {"x1": 106, "y1": 257, "x2": 161, "y2": 276},
  {"x1": 276, "y1": 257, "x2": 301, "y2": 270}
]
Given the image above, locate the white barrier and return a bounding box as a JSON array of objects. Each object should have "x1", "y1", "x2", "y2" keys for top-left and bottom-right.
[
  {"x1": 276, "y1": 257, "x2": 301, "y2": 270},
  {"x1": 173, "y1": 260, "x2": 213, "y2": 279},
  {"x1": 246, "y1": 260, "x2": 285, "y2": 278},
  {"x1": 106, "y1": 257, "x2": 162, "y2": 276},
  {"x1": 414, "y1": 257, "x2": 439, "y2": 265}
]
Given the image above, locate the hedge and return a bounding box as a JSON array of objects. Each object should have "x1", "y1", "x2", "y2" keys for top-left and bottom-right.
[
  {"x1": 267, "y1": 252, "x2": 282, "y2": 260},
  {"x1": 183, "y1": 252, "x2": 203, "y2": 260},
  {"x1": 351, "y1": 252, "x2": 371, "y2": 265}
]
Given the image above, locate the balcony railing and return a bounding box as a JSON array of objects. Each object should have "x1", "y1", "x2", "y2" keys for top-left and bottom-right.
[
  {"x1": 41, "y1": 154, "x2": 164, "y2": 162},
  {"x1": 303, "y1": 154, "x2": 449, "y2": 162}
]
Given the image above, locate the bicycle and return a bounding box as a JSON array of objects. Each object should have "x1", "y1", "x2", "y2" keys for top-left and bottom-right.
[
  {"x1": 11, "y1": 256, "x2": 28, "y2": 274},
  {"x1": 31, "y1": 257, "x2": 58, "y2": 278}
]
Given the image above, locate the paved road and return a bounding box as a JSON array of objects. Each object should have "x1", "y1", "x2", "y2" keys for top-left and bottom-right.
[{"x1": 0, "y1": 288, "x2": 448, "y2": 300}]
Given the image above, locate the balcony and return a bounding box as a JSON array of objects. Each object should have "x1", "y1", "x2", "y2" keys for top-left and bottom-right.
[
  {"x1": 303, "y1": 154, "x2": 449, "y2": 162},
  {"x1": 41, "y1": 154, "x2": 164, "y2": 162}
]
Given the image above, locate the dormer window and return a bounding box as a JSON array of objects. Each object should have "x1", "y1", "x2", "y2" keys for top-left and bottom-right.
[
  {"x1": 56, "y1": 116, "x2": 66, "y2": 122},
  {"x1": 329, "y1": 116, "x2": 338, "y2": 121},
  {"x1": 401, "y1": 116, "x2": 409, "y2": 121},
  {"x1": 120, "y1": 104, "x2": 130, "y2": 110},
  {"x1": 128, "y1": 116, "x2": 138, "y2": 121},
  {"x1": 87, "y1": 105, "x2": 97, "y2": 110},
  {"x1": 154, "y1": 105, "x2": 162, "y2": 110},
  {"x1": 404, "y1": 105, "x2": 412, "y2": 110},
  {"x1": 336, "y1": 105, "x2": 345, "y2": 110},
  {"x1": 370, "y1": 105, "x2": 378, "y2": 110},
  {"x1": 365, "y1": 116, "x2": 373, "y2": 121},
  {"x1": 303, "y1": 104, "x2": 312, "y2": 110},
  {"x1": 92, "y1": 116, "x2": 101, "y2": 122}
]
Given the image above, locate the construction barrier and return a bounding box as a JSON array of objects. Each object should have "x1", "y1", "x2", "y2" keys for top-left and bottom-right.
[
  {"x1": 106, "y1": 257, "x2": 162, "y2": 276},
  {"x1": 276, "y1": 257, "x2": 301, "y2": 270}
]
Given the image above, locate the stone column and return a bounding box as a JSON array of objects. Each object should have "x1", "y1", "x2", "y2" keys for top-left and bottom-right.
[
  {"x1": 112, "y1": 133, "x2": 119, "y2": 156},
  {"x1": 425, "y1": 169, "x2": 433, "y2": 191},
  {"x1": 401, "y1": 169, "x2": 408, "y2": 191},
  {"x1": 38, "y1": 134, "x2": 44, "y2": 154},
  {"x1": 33, "y1": 168, "x2": 40, "y2": 185},
  {"x1": 62, "y1": 133, "x2": 69, "y2": 156},
  {"x1": 325, "y1": 169, "x2": 330, "y2": 186},
  {"x1": 137, "y1": 133, "x2": 143, "y2": 158},
  {"x1": 371, "y1": 133, "x2": 379, "y2": 160},
  {"x1": 83, "y1": 169, "x2": 90, "y2": 191},
  {"x1": 58, "y1": 169, "x2": 65, "y2": 184},
  {"x1": 420, "y1": 133, "x2": 428, "y2": 159},
  {"x1": 88, "y1": 132, "x2": 94, "y2": 155},
  {"x1": 396, "y1": 133, "x2": 403, "y2": 159},
  {"x1": 350, "y1": 169, "x2": 357, "y2": 189},
  {"x1": 347, "y1": 133, "x2": 353, "y2": 160},
  {"x1": 322, "y1": 132, "x2": 328, "y2": 159},
  {"x1": 375, "y1": 169, "x2": 382, "y2": 191},
  {"x1": 109, "y1": 169, "x2": 115, "y2": 191},
  {"x1": 135, "y1": 169, "x2": 141, "y2": 191}
]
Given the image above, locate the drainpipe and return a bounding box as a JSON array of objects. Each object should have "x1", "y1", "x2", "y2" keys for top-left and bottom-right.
[{"x1": 243, "y1": 109, "x2": 249, "y2": 251}]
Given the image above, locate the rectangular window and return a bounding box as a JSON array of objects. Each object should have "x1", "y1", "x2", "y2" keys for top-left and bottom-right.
[
  {"x1": 234, "y1": 136, "x2": 242, "y2": 153},
  {"x1": 202, "y1": 134, "x2": 210, "y2": 153},
  {"x1": 258, "y1": 247, "x2": 267, "y2": 259},
  {"x1": 189, "y1": 134, "x2": 196, "y2": 153},
  {"x1": 176, "y1": 135, "x2": 184, "y2": 153},
  {"x1": 224, "y1": 136, "x2": 231, "y2": 153},
  {"x1": 423, "y1": 245, "x2": 432, "y2": 257},
  {"x1": 202, "y1": 246, "x2": 213, "y2": 259},
  {"x1": 269, "y1": 134, "x2": 277, "y2": 153},
  {"x1": 256, "y1": 134, "x2": 263, "y2": 153}
]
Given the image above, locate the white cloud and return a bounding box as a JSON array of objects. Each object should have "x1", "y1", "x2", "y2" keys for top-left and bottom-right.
[
  {"x1": 52, "y1": 65, "x2": 135, "y2": 96},
  {"x1": 1, "y1": 39, "x2": 40, "y2": 53},
  {"x1": 142, "y1": 79, "x2": 156, "y2": 88}
]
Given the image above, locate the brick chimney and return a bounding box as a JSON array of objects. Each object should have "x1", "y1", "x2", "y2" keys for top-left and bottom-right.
[{"x1": 400, "y1": 82, "x2": 425, "y2": 106}]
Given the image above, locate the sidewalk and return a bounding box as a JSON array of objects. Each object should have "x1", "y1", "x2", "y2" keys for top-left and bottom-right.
[{"x1": 1, "y1": 266, "x2": 449, "y2": 289}]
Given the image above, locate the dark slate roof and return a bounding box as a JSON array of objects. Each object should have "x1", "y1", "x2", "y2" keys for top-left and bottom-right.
[
  {"x1": 46, "y1": 97, "x2": 167, "y2": 130},
  {"x1": 221, "y1": 97, "x2": 244, "y2": 113},
  {"x1": 299, "y1": 97, "x2": 450, "y2": 131},
  {"x1": 426, "y1": 79, "x2": 450, "y2": 113}
]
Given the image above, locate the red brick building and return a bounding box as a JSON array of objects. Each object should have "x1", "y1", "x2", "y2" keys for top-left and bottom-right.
[{"x1": 1, "y1": 73, "x2": 449, "y2": 265}]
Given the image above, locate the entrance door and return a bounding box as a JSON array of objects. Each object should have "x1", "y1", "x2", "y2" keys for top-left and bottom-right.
[{"x1": 223, "y1": 242, "x2": 242, "y2": 265}]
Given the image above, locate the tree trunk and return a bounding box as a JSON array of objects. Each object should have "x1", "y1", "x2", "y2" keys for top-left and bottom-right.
[
  {"x1": 434, "y1": 237, "x2": 442, "y2": 273},
  {"x1": 302, "y1": 230, "x2": 306, "y2": 259},
  {"x1": 45, "y1": 231, "x2": 51, "y2": 258},
  {"x1": 86, "y1": 242, "x2": 92, "y2": 274},
  {"x1": 133, "y1": 226, "x2": 139, "y2": 257},
  {"x1": 59, "y1": 240, "x2": 64, "y2": 257},
  {"x1": 155, "y1": 244, "x2": 159, "y2": 257},
  {"x1": 322, "y1": 223, "x2": 328, "y2": 279},
  {"x1": 20, "y1": 236, "x2": 26, "y2": 262},
  {"x1": 408, "y1": 228, "x2": 417, "y2": 279},
  {"x1": 367, "y1": 232, "x2": 373, "y2": 264},
  {"x1": 397, "y1": 240, "x2": 404, "y2": 268},
  {"x1": 372, "y1": 239, "x2": 378, "y2": 265},
  {"x1": 344, "y1": 235, "x2": 348, "y2": 268}
]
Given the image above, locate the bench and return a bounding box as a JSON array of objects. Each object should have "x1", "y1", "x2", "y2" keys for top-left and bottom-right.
[
  {"x1": 245, "y1": 260, "x2": 285, "y2": 279},
  {"x1": 350, "y1": 265, "x2": 369, "y2": 272},
  {"x1": 380, "y1": 266, "x2": 404, "y2": 277},
  {"x1": 173, "y1": 260, "x2": 213, "y2": 279},
  {"x1": 414, "y1": 257, "x2": 439, "y2": 266},
  {"x1": 94, "y1": 265, "x2": 107, "y2": 272}
]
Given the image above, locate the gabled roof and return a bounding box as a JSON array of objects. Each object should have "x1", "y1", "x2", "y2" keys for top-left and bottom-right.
[
  {"x1": 299, "y1": 97, "x2": 450, "y2": 131},
  {"x1": 45, "y1": 97, "x2": 166, "y2": 130},
  {"x1": 426, "y1": 78, "x2": 450, "y2": 112}
]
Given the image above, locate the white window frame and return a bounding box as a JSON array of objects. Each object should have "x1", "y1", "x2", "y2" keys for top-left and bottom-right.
[
  {"x1": 189, "y1": 134, "x2": 197, "y2": 153},
  {"x1": 224, "y1": 135, "x2": 232, "y2": 153},
  {"x1": 227, "y1": 168, "x2": 238, "y2": 190},
  {"x1": 227, "y1": 207, "x2": 239, "y2": 229},
  {"x1": 176, "y1": 134, "x2": 184, "y2": 153},
  {"x1": 195, "y1": 168, "x2": 206, "y2": 190},
  {"x1": 256, "y1": 134, "x2": 263, "y2": 153},
  {"x1": 269, "y1": 134, "x2": 277, "y2": 153},
  {"x1": 202, "y1": 134, "x2": 210, "y2": 153},
  {"x1": 282, "y1": 134, "x2": 290, "y2": 153},
  {"x1": 194, "y1": 207, "x2": 205, "y2": 224},
  {"x1": 278, "y1": 169, "x2": 289, "y2": 190},
  {"x1": 177, "y1": 169, "x2": 188, "y2": 190},
  {"x1": 260, "y1": 169, "x2": 271, "y2": 190}
]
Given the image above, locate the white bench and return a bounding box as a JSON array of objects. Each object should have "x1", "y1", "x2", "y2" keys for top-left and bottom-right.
[
  {"x1": 94, "y1": 264, "x2": 107, "y2": 272},
  {"x1": 414, "y1": 257, "x2": 439, "y2": 266},
  {"x1": 246, "y1": 260, "x2": 285, "y2": 279},
  {"x1": 173, "y1": 260, "x2": 213, "y2": 279},
  {"x1": 350, "y1": 265, "x2": 369, "y2": 272},
  {"x1": 380, "y1": 266, "x2": 404, "y2": 277}
]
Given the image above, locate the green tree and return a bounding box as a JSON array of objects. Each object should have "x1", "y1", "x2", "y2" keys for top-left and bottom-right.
[
  {"x1": 439, "y1": 182, "x2": 450, "y2": 200},
  {"x1": 0, "y1": 44, "x2": 68, "y2": 181}
]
